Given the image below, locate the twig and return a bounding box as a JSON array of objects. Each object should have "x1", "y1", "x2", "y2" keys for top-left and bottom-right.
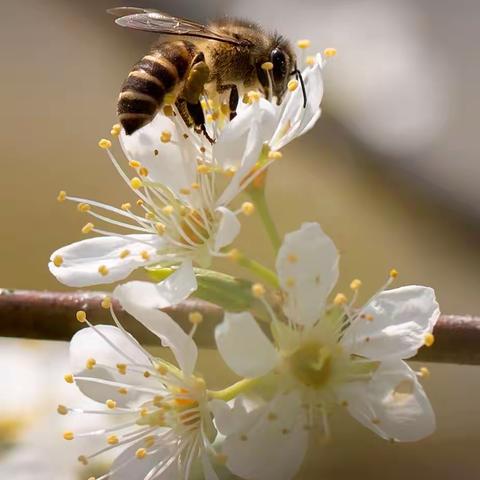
[{"x1": 0, "y1": 289, "x2": 478, "y2": 365}]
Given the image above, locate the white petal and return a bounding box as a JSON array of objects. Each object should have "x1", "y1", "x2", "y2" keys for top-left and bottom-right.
[
  {"x1": 276, "y1": 222, "x2": 339, "y2": 327},
  {"x1": 120, "y1": 113, "x2": 197, "y2": 195},
  {"x1": 338, "y1": 360, "x2": 435, "y2": 442},
  {"x1": 221, "y1": 392, "x2": 308, "y2": 480},
  {"x1": 215, "y1": 312, "x2": 278, "y2": 378},
  {"x1": 49, "y1": 234, "x2": 164, "y2": 287},
  {"x1": 110, "y1": 435, "x2": 178, "y2": 480},
  {"x1": 341, "y1": 286, "x2": 440, "y2": 360},
  {"x1": 213, "y1": 207, "x2": 241, "y2": 252},
  {"x1": 69, "y1": 325, "x2": 151, "y2": 406},
  {"x1": 201, "y1": 451, "x2": 219, "y2": 480},
  {"x1": 114, "y1": 262, "x2": 198, "y2": 375}
]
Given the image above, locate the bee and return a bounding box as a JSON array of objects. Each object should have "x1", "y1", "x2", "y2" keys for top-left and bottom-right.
[{"x1": 108, "y1": 7, "x2": 306, "y2": 138}]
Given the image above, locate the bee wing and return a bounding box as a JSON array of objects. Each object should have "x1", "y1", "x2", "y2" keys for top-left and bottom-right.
[{"x1": 108, "y1": 8, "x2": 249, "y2": 46}]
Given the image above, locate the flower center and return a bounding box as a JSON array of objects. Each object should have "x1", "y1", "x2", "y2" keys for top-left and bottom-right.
[
  {"x1": 179, "y1": 209, "x2": 211, "y2": 245},
  {"x1": 288, "y1": 342, "x2": 333, "y2": 389}
]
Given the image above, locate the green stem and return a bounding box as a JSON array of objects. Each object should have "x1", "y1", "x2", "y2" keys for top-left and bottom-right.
[
  {"x1": 249, "y1": 187, "x2": 281, "y2": 253},
  {"x1": 208, "y1": 377, "x2": 261, "y2": 402},
  {"x1": 234, "y1": 251, "x2": 279, "y2": 289}
]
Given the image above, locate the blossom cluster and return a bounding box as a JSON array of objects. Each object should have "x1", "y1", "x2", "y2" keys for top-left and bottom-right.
[{"x1": 51, "y1": 46, "x2": 440, "y2": 480}]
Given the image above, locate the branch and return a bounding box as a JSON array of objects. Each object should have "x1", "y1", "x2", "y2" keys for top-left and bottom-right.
[{"x1": 0, "y1": 289, "x2": 478, "y2": 365}]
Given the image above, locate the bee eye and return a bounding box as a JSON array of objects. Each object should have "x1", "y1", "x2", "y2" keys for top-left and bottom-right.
[{"x1": 270, "y1": 48, "x2": 287, "y2": 81}]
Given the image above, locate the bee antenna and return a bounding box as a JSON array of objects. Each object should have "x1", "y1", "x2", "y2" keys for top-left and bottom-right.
[{"x1": 292, "y1": 68, "x2": 307, "y2": 108}]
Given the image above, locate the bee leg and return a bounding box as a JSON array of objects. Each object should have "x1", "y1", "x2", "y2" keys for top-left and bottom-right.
[
  {"x1": 187, "y1": 101, "x2": 215, "y2": 145},
  {"x1": 175, "y1": 98, "x2": 194, "y2": 128},
  {"x1": 217, "y1": 84, "x2": 239, "y2": 120}
]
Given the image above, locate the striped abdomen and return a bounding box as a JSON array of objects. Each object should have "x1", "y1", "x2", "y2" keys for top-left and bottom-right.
[{"x1": 118, "y1": 40, "x2": 197, "y2": 135}]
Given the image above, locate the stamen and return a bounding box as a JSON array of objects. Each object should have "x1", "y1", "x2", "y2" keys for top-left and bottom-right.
[
  {"x1": 64, "y1": 373, "x2": 74, "y2": 384},
  {"x1": 98, "y1": 138, "x2": 112, "y2": 149},
  {"x1": 86, "y1": 358, "x2": 96, "y2": 369},
  {"x1": 333, "y1": 293, "x2": 348, "y2": 305},
  {"x1": 101, "y1": 296, "x2": 112, "y2": 309},
  {"x1": 76, "y1": 310, "x2": 87, "y2": 323},
  {"x1": 106, "y1": 399, "x2": 117, "y2": 409},
  {"x1": 57, "y1": 404, "x2": 68, "y2": 415},
  {"x1": 160, "y1": 131, "x2": 172, "y2": 143},
  {"x1": 57, "y1": 190, "x2": 67, "y2": 202},
  {"x1": 350, "y1": 279, "x2": 362, "y2": 290},
  {"x1": 111, "y1": 124, "x2": 121, "y2": 136},
  {"x1": 98, "y1": 265, "x2": 109, "y2": 276},
  {"x1": 419, "y1": 367, "x2": 430, "y2": 378},
  {"x1": 130, "y1": 177, "x2": 143, "y2": 189},
  {"x1": 288, "y1": 79, "x2": 298, "y2": 91},
  {"x1": 81, "y1": 222, "x2": 94, "y2": 234},
  {"x1": 241, "y1": 202, "x2": 255, "y2": 216},
  {"x1": 424, "y1": 333, "x2": 435, "y2": 347},
  {"x1": 323, "y1": 47, "x2": 337, "y2": 58},
  {"x1": 63, "y1": 431, "x2": 74, "y2": 441},
  {"x1": 77, "y1": 203, "x2": 91, "y2": 213},
  {"x1": 53, "y1": 255, "x2": 63, "y2": 267},
  {"x1": 268, "y1": 151, "x2": 283, "y2": 160},
  {"x1": 297, "y1": 39, "x2": 311, "y2": 49},
  {"x1": 188, "y1": 312, "x2": 203, "y2": 325},
  {"x1": 251, "y1": 283, "x2": 266, "y2": 298}
]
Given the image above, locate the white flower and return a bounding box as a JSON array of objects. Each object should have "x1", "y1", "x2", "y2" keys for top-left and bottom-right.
[
  {"x1": 60, "y1": 263, "x2": 220, "y2": 479},
  {"x1": 215, "y1": 223, "x2": 439, "y2": 480},
  {"x1": 49, "y1": 96, "x2": 273, "y2": 288}
]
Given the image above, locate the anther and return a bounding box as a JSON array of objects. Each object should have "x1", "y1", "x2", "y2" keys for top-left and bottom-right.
[
  {"x1": 163, "y1": 105, "x2": 174, "y2": 116},
  {"x1": 130, "y1": 177, "x2": 143, "y2": 189},
  {"x1": 139, "y1": 167, "x2": 149, "y2": 177},
  {"x1": 389, "y1": 268, "x2": 399, "y2": 279},
  {"x1": 252, "y1": 283, "x2": 266, "y2": 298},
  {"x1": 323, "y1": 47, "x2": 337, "y2": 57},
  {"x1": 268, "y1": 150, "x2": 283, "y2": 160},
  {"x1": 119, "y1": 249, "x2": 130, "y2": 259},
  {"x1": 153, "y1": 395, "x2": 164, "y2": 407},
  {"x1": 135, "y1": 448, "x2": 147, "y2": 459},
  {"x1": 424, "y1": 333, "x2": 435, "y2": 347},
  {"x1": 116, "y1": 363, "x2": 127, "y2": 375},
  {"x1": 136, "y1": 199, "x2": 144, "y2": 207},
  {"x1": 241, "y1": 202, "x2": 255, "y2": 216},
  {"x1": 57, "y1": 404, "x2": 68, "y2": 415},
  {"x1": 140, "y1": 250, "x2": 150, "y2": 261},
  {"x1": 288, "y1": 79, "x2": 298, "y2": 91},
  {"x1": 77, "y1": 203, "x2": 91, "y2": 213},
  {"x1": 191, "y1": 182, "x2": 200, "y2": 190},
  {"x1": 98, "y1": 138, "x2": 112, "y2": 149},
  {"x1": 419, "y1": 367, "x2": 430, "y2": 378},
  {"x1": 188, "y1": 311, "x2": 203, "y2": 325},
  {"x1": 197, "y1": 164, "x2": 210, "y2": 174},
  {"x1": 101, "y1": 296, "x2": 112, "y2": 309},
  {"x1": 180, "y1": 187, "x2": 191, "y2": 195},
  {"x1": 110, "y1": 124, "x2": 121, "y2": 136},
  {"x1": 129, "y1": 160, "x2": 141, "y2": 168},
  {"x1": 261, "y1": 61, "x2": 274, "y2": 71},
  {"x1": 118, "y1": 387, "x2": 128, "y2": 394},
  {"x1": 156, "y1": 364, "x2": 168, "y2": 375},
  {"x1": 162, "y1": 205, "x2": 174, "y2": 216},
  {"x1": 78, "y1": 455, "x2": 89, "y2": 466},
  {"x1": 86, "y1": 358, "x2": 96, "y2": 369},
  {"x1": 121, "y1": 202, "x2": 131, "y2": 211},
  {"x1": 107, "y1": 435, "x2": 119, "y2": 445},
  {"x1": 297, "y1": 39, "x2": 311, "y2": 49},
  {"x1": 81, "y1": 222, "x2": 94, "y2": 234},
  {"x1": 98, "y1": 265, "x2": 109, "y2": 276},
  {"x1": 143, "y1": 371, "x2": 151, "y2": 378},
  {"x1": 164, "y1": 93, "x2": 175, "y2": 104},
  {"x1": 64, "y1": 373, "x2": 74, "y2": 384},
  {"x1": 160, "y1": 130, "x2": 172, "y2": 143},
  {"x1": 155, "y1": 223, "x2": 166, "y2": 235},
  {"x1": 53, "y1": 255, "x2": 64, "y2": 267},
  {"x1": 76, "y1": 310, "x2": 87, "y2": 323},
  {"x1": 205, "y1": 113, "x2": 214, "y2": 123},
  {"x1": 63, "y1": 431, "x2": 74, "y2": 441},
  {"x1": 350, "y1": 279, "x2": 362, "y2": 290},
  {"x1": 247, "y1": 91, "x2": 261, "y2": 103},
  {"x1": 333, "y1": 293, "x2": 348, "y2": 305},
  {"x1": 57, "y1": 190, "x2": 67, "y2": 202},
  {"x1": 306, "y1": 55, "x2": 315, "y2": 66},
  {"x1": 106, "y1": 399, "x2": 117, "y2": 409},
  {"x1": 227, "y1": 248, "x2": 241, "y2": 262},
  {"x1": 145, "y1": 211, "x2": 155, "y2": 220}
]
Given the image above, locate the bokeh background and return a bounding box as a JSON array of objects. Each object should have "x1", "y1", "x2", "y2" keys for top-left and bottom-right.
[{"x1": 1, "y1": 0, "x2": 479, "y2": 478}]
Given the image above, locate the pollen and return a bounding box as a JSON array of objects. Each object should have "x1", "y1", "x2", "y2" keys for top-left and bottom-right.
[
  {"x1": 135, "y1": 448, "x2": 147, "y2": 459},
  {"x1": 197, "y1": 164, "x2": 210, "y2": 174},
  {"x1": 52, "y1": 255, "x2": 64, "y2": 267},
  {"x1": 107, "y1": 435, "x2": 119, "y2": 445},
  {"x1": 155, "y1": 223, "x2": 166, "y2": 235},
  {"x1": 188, "y1": 311, "x2": 203, "y2": 325},
  {"x1": 333, "y1": 293, "x2": 348, "y2": 305},
  {"x1": 162, "y1": 205, "x2": 174, "y2": 215},
  {"x1": 419, "y1": 366, "x2": 430, "y2": 378},
  {"x1": 143, "y1": 371, "x2": 151, "y2": 378},
  {"x1": 81, "y1": 222, "x2": 94, "y2": 234},
  {"x1": 86, "y1": 358, "x2": 96, "y2": 369},
  {"x1": 106, "y1": 399, "x2": 117, "y2": 409},
  {"x1": 116, "y1": 363, "x2": 127, "y2": 375},
  {"x1": 101, "y1": 296, "x2": 112, "y2": 309},
  {"x1": 57, "y1": 404, "x2": 68, "y2": 415},
  {"x1": 306, "y1": 55, "x2": 315, "y2": 66},
  {"x1": 130, "y1": 177, "x2": 143, "y2": 189},
  {"x1": 252, "y1": 283, "x2": 266, "y2": 298},
  {"x1": 119, "y1": 249, "x2": 130, "y2": 259},
  {"x1": 63, "y1": 431, "x2": 74, "y2": 441},
  {"x1": 350, "y1": 279, "x2": 362, "y2": 290},
  {"x1": 241, "y1": 202, "x2": 255, "y2": 216},
  {"x1": 136, "y1": 199, "x2": 144, "y2": 207},
  {"x1": 78, "y1": 455, "x2": 89, "y2": 466},
  {"x1": 129, "y1": 160, "x2": 141, "y2": 168},
  {"x1": 139, "y1": 167, "x2": 149, "y2": 177},
  {"x1": 98, "y1": 138, "x2": 112, "y2": 149},
  {"x1": 323, "y1": 47, "x2": 337, "y2": 58},
  {"x1": 145, "y1": 211, "x2": 155, "y2": 220},
  {"x1": 110, "y1": 123, "x2": 121, "y2": 136},
  {"x1": 64, "y1": 373, "x2": 74, "y2": 384},
  {"x1": 227, "y1": 248, "x2": 241, "y2": 262},
  {"x1": 389, "y1": 268, "x2": 399, "y2": 279},
  {"x1": 288, "y1": 79, "x2": 298, "y2": 91},
  {"x1": 424, "y1": 333, "x2": 435, "y2": 347},
  {"x1": 118, "y1": 387, "x2": 128, "y2": 394},
  {"x1": 268, "y1": 150, "x2": 283, "y2": 160},
  {"x1": 191, "y1": 182, "x2": 200, "y2": 190},
  {"x1": 98, "y1": 265, "x2": 109, "y2": 276},
  {"x1": 156, "y1": 364, "x2": 168, "y2": 375},
  {"x1": 247, "y1": 91, "x2": 261, "y2": 103},
  {"x1": 140, "y1": 250, "x2": 150, "y2": 261},
  {"x1": 121, "y1": 202, "x2": 131, "y2": 211},
  {"x1": 163, "y1": 105, "x2": 174, "y2": 116},
  {"x1": 205, "y1": 113, "x2": 214, "y2": 123},
  {"x1": 261, "y1": 61, "x2": 274, "y2": 71},
  {"x1": 160, "y1": 130, "x2": 172, "y2": 143},
  {"x1": 77, "y1": 203, "x2": 91, "y2": 213},
  {"x1": 75, "y1": 310, "x2": 87, "y2": 323},
  {"x1": 57, "y1": 190, "x2": 67, "y2": 202},
  {"x1": 297, "y1": 39, "x2": 311, "y2": 49}
]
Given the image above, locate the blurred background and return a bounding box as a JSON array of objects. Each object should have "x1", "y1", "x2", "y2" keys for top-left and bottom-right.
[{"x1": 0, "y1": 0, "x2": 479, "y2": 478}]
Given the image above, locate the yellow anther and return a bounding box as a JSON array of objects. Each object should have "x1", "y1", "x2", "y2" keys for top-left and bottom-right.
[
  {"x1": 144, "y1": 211, "x2": 155, "y2": 220},
  {"x1": 140, "y1": 250, "x2": 150, "y2": 261},
  {"x1": 98, "y1": 265, "x2": 109, "y2": 276},
  {"x1": 76, "y1": 310, "x2": 87, "y2": 323},
  {"x1": 227, "y1": 248, "x2": 241, "y2": 262},
  {"x1": 268, "y1": 150, "x2": 283, "y2": 160},
  {"x1": 297, "y1": 39, "x2": 311, "y2": 49},
  {"x1": 81, "y1": 222, "x2": 94, "y2": 234},
  {"x1": 63, "y1": 431, "x2": 74, "y2": 441},
  {"x1": 101, "y1": 296, "x2": 112, "y2": 309},
  {"x1": 323, "y1": 47, "x2": 337, "y2": 58},
  {"x1": 162, "y1": 205, "x2": 174, "y2": 215},
  {"x1": 221, "y1": 103, "x2": 229, "y2": 115},
  {"x1": 98, "y1": 138, "x2": 112, "y2": 149},
  {"x1": 111, "y1": 123, "x2": 121, "y2": 136},
  {"x1": 153, "y1": 395, "x2": 164, "y2": 407},
  {"x1": 160, "y1": 130, "x2": 172, "y2": 143},
  {"x1": 78, "y1": 455, "x2": 89, "y2": 466},
  {"x1": 223, "y1": 167, "x2": 236, "y2": 177},
  {"x1": 306, "y1": 55, "x2": 315, "y2": 66},
  {"x1": 86, "y1": 358, "x2": 96, "y2": 369},
  {"x1": 57, "y1": 190, "x2": 67, "y2": 202},
  {"x1": 389, "y1": 269, "x2": 399, "y2": 279},
  {"x1": 57, "y1": 404, "x2": 68, "y2": 415},
  {"x1": 155, "y1": 223, "x2": 166, "y2": 235},
  {"x1": 350, "y1": 279, "x2": 362, "y2": 290},
  {"x1": 261, "y1": 61, "x2": 274, "y2": 71},
  {"x1": 163, "y1": 105, "x2": 174, "y2": 117},
  {"x1": 252, "y1": 283, "x2": 266, "y2": 298},
  {"x1": 365, "y1": 314, "x2": 374, "y2": 322},
  {"x1": 119, "y1": 249, "x2": 130, "y2": 259},
  {"x1": 180, "y1": 187, "x2": 191, "y2": 195},
  {"x1": 139, "y1": 167, "x2": 149, "y2": 177},
  {"x1": 333, "y1": 293, "x2": 348, "y2": 305},
  {"x1": 129, "y1": 160, "x2": 141, "y2": 168},
  {"x1": 188, "y1": 311, "x2": 203, "y2": 325},
  {"x1": 77, "y1": 203, "x2": 91, "y2": 213},
  {"x1": 136, "y1": 199, "x2": 144, "y2": 207},
  {"x1": 287, "y1": 253, "x2": 298, "y2": 263},
  {"x1": 106, "y1": 399, "x2": 117, "y2": 409},
  {"x1": 116, "y1": 363, "x2": 127, "y2": 375},
  {"x1": 205, "y1": 113, "x2": 214, "y2": 123},
  {"x1": 143, "y1": 371, "x2": 151, "y2": 378},
  {"x1": 64, "y1": 373, "x2": 74, "y2": 384},
  {"x1": 247, "y1": 90, "x2": 261, "y2": 102},
  {"x1": 121, "y1": 202, "x2": 131, "y2": 211},
  {"x1": 241, "y1": 202, "x2": 255, "y2": 216},
  {"x1": 53, "y1": 255, "x2": 64, "y2": 267},
  {"x1": 156, "y1": 364, "x2": 168, "y2": 375},
  {"x1": 200, "y1": 99, "x2": 208, "y2": 110},
  {"x1": 424, "y1": 333, "x2": 435, "y2": 347},
  {"x1": 118, "y1": 387, "x2": 128, "y2": 395},
  {"x1": 140, "y1": 408, "x2": 149, "y2": 417},
  {"x1": 135, "y1": 448, "x2": 147, "y2": 459},
  {"x1": 288, "y1": 79, "x2": 298, "y2": 91},
  {"x1": 191, "y1": 182, "x2": 200, "y2": 190},
  {"x1": 286, "y1": 277, "x2": 296, "y2": 288},
  {"x1": 130, "y1": 177, "x2": 143, "y2": 189},
  {"x1": 164, "y1": 93, "x2": 175, "y2": 104},
  {"x1": 107, "y1": 435, "x2": 119, "y2": 445},
  {"x1": 197, "y1": 164, "x2": 210, "y2": 174},
  {"x1": 419, "y1": 367, "x2": 430, "y2": 378}
]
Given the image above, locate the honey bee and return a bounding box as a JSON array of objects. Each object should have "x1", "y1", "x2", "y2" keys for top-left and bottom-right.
[{"x1": 108, "y1": 7, "x2": 306, "y2": 138}]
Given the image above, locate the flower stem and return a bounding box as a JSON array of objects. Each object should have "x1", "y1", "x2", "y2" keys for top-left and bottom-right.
[
  {"x1": 208, "y1": 377, "x2": 261, "y2": 402},
  {"x1": 232, "y1": 251, "x2": 279, "y2": 289}
]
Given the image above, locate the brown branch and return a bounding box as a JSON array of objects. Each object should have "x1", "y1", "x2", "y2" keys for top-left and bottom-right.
[{"x1": 0, "y1": 289, "x2": 479, "y2": 365}]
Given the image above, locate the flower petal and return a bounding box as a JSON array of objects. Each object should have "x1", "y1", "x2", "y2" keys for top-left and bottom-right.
[
  {"x1": 276, "y1": 222, "x2": 339, "y2": 327},
  {"x1": 114, "y1": 262, "x2": 198, "y2": 375},
  {"x1": 338, "y1": 360, "x2": 435, "y2": 442},
  {"x1": 119, "y1": 113, "x2": 197, "y2": 195},
  {"x1": 215, "y1": 312, "x2": 278, "y2": 378},
  {"x1": 49, "y1": 234, "x2": 164, "y2": 287},
  {"x1": 341, "y1": 286, "x2": 440, "y2": 360},
  {"x1": 69, "y1": 325, "x2": 151, "y2": 406},
  {"x1": 214, "y1": 207, "x2": 241, "y2": 252}
]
